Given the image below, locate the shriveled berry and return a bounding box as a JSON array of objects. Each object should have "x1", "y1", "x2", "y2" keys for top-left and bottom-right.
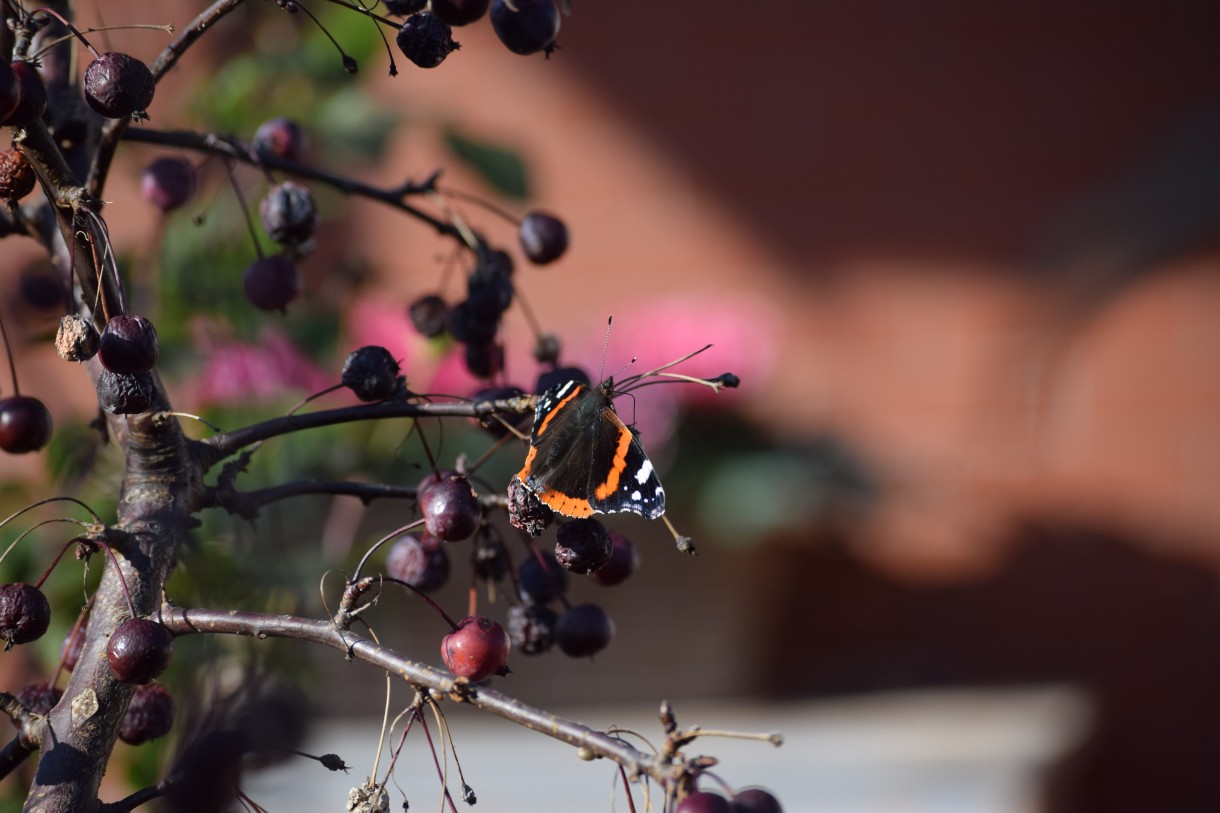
[
  {"x1": 4, "y1": 62, "x2": 47, "y2": 127},
  {"x1": 555, "y1": 518, "x2": 612, "y2": 574},
  {"x1": 96, "y1": 369, "x2": 156, "y2": 415},
  {"x1": 506, "y1": 603, "x2": 556, "y2": 655},
  {"x1": 409, "y1": 294, "x2": 448, "y2": 338},
  {"x1": 441, "y1": 615, "x2": 510, "y2": 681},
  {"x1": 677, "y1": 792, "x2": 733, "y2": 813},
  {"x1": 56, "y1": 314, "x2": 100, "y2": 362},
  {"x1": 260, "y1": 181, "x2": 317, "y2": 247},
  {"x1": 432, "y1": 0, "x2": 490, "y2": 26},
  {"x1": 519, "y1": 210, "x2": 569, "y2": 264},
  {"x1": 141, "y1": 157, "x2": 196, "y2": 212},
  {"x1": 384, "y1": 0, "x2": 427, "y2": 15},
  {"x1": 386, "y1": 532, "x2": 450, "y2": 592},
  {"x1": 590, "y1": 531, "x2": 639, "y2": 586},
  {"x1": 554, "y1": 603, "x2": 614, "y2": 658},
  {"x1": 396, "y1": 14, "x2": 460, "y2": 69},
  {"x1": 252, "y1": 117, "x2": 306, "y2": 163},
  {"x1": 469, "y1": 386, "x2": 527, "y2": 437},
  {"x1": 14, "y1": 682, "x2": 61, "y2": 719},
  {"x1": 490, "y1": 0, "x2": 560, "y2": 56},
  {"x1": 83, "y1": 52, "x2": 155, "y2": 120},
  {"x1": 243, "y1": 254, "x2": 300, "y2": 312},
  {"x1": 0, "y1": 396, "x2": 53, "y2": 454},
  {"x1": 341, "y1": 345, "x2": 401, "y2": 401},
  {"x1": 507, "y1": 476, "x2": 554, "y2": 537},
  {"x1": 107, "y1": 617, "x2": 173, "y2": 684},
  {"x1": 420, "y1": 475, "x2": 483, "y2": 541},
  {"x1": 534, "y1": 365, "x2": 590, "y2": 395},
  {"x1": 99, "y1": 314, "x2": 159, "y2": 374},
  {"x1": 0, "y1": 60, "x2": 18, "y2": 121},
  {"x1": 463, "y1": 341, "x2": 503, "y2": 379},
  {"x1": 119, "y1": 682, "x2": 175, "y2": 745},
  {"x1": 0, "y1": 583, "x2": 51, "y2": 648},
  {"x1": 517, "y1": 550, "x2": 567, "y2": 603},
  {"x1": 0, "y1": 147, "x2": 37, "y2": 203},
  {"x1": 731, "y1": 788, "x2": 783, "y2": 813},
  {"x1": 446, "y1": 300, "x2": 498, "y2": 345}
]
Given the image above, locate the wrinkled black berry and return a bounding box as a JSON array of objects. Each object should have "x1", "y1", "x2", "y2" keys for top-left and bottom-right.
[
  {"x1": 0, "y1": 583, "x2": 51, "y2": 648},
  {"x1": 0, "y1": 147, "x2": 36, "y2": 203},
  {"x1": 555, "y1": 518, "x2": 612, "y2": 574},
  {"x1": 507, "y1": 476, "x2": 554, "y2": 537},
  {"x1": 517, "y1": 550, "x2": 567, "y2": 603},
  {"x1": 260, "y1": 181, "x2": 317, "y2": 247},
  {"x1": 55, "y1": 315, "x2": 100, "y2": 362},
  {"x1": 96, "y1": 369, "x2": 156, "y2": 415},
  {"x1": 341, "y1": 345, "x2": 401, "y2": 402},
  {"x1": 396, "y1": 14, "x2": 460, "y2": 69},
  {"x1": 507, "y1": 603, "x2": 556, "y2": 655},
  {"x1": 120, "y1": 682, "x2": 175, "y2": 745},
  {"x1": 490, "y1": 0, "x2": 560, "y2": 56},
  {"x1": 83, "y1": 52, "x2": 155, "y2": 120}
]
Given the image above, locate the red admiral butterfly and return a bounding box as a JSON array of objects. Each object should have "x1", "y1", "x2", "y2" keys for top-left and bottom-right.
[{"x1": 516, "y1": 377, "x2": 665, "y2": 520}]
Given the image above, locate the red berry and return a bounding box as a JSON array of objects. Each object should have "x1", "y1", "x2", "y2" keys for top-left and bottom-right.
[
  {"x1": 677, "y1": 792, "x2": 733, "y2": 813},
  {"x1": 243, "y1": 255, "x2": 300, "y2": 312},
  {"x1": 107, "y1": 618, "x2": 173, "y2": 684},
  {"x1": 0, "y1": 583, "x2": 51, "y2": 647},
  {"x1": 441, "y1": 615, "x2": 510, "y2": 681},
  {"x1": 120, "y1": 682, "x2": 175, "y2": 745},
  {"x1": 554, "y1": 603, "x2": 614, "y2": 658},
  {"x1": 0, "y1": 396, "x2": 52, "y2": 454},
  {"x1": 98, "y1": 314, "x2": 159, "y2": 374},
  {"x1": 518, "y1": 210, "x2": 569, "y2": 264},
  {"x1": 141, "y1": 157, "x2": 196, "y2": 212},
  {"x1": 0, "y1": 147, "x2": 37, "y2": 203},
  {"x1": 420, "y1": 475, "x2": 483, "y2": 542},
  {"x1": 83, "y1": 52, "x2": 155, "y2": 120}
]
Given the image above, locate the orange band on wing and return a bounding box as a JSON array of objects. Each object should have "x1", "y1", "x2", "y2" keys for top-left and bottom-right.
[
  {"x1": 593, "y1": 426, "x2": 633, "y2": 500},
  {"x1": 516, "y1": 446, "x2": 538, "y2": 484},
  {"x1": 539, "y1": 489, "x2": 594, "y2": 517}
]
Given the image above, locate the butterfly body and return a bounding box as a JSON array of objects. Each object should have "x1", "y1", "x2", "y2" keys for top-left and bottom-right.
[{"x1": 516, "y1": 378, "x2": 665, "y2": 520}]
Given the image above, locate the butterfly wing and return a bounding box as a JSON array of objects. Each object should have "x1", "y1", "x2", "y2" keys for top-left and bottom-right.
[{"x1": 586, "y1": 405, "x2": 666, "y2": 520}]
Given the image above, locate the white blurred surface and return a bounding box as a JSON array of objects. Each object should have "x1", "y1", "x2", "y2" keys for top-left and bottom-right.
[{"x1": 242, "y1": 686, "x2": 1090, "y2": 813}]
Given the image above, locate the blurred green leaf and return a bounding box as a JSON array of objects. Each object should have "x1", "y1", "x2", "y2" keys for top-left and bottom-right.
[
  {"x1": 442, "y1": 129, "x2": 531, "y2": 200},
  {"x1": 45, "y1": 420, "x2": 101, "y2": 490}
]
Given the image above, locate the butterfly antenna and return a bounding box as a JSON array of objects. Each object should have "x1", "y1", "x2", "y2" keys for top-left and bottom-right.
[{"x1": 599, "y1": 315, "x2": 613, "y2": 383}]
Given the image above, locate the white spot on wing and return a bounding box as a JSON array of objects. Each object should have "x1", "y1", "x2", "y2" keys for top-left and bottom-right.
[
  {"x1": 631, "y1": 490, "x2": 642, "y2": 501},
  {"x1": 635, "y1": 459, "x2": 653, "y2": 485}
]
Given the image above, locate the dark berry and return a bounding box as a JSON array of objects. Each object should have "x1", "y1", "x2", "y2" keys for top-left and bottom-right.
[
  {"x1": 4, "y1": 62, "x2": 47, "y2": 127},
  {"x1": 431, "y1": 0, "x2": 490, "y2": 26},
  {"x1": 260, "y1": 181, "x2": 317, "y2": 247},
  {"x1": 518, "y1": 210, "x2": 569, "y2": 264},
  {"x1": 471, "y1": 536, "x2": 508, "y2": 582},
  {"x1": 341, "y1": 345, "x2": 401, "y2": 402},
  {"x1": 243, "y1": 255, "x2": 300, "y2": 312},
  {"x1": 506, "y1": 603, "x2": 556, "y2": 655},
  {"x1": 386, "y1": 532, "x2": 450, "y2": 592},
  {"x1": 0, "y1": 60, "x2": 18, "y2": 121},
  {"x1": 384, "y1": 0, "x2": 427, "y2": 14},
  {"x1": 55, "y1": 315, "x2": 99, "y2": 362},
  {"x1": 252, "y1": 117, "x2": 306, "y2": 163},
  {"x1": 554, "y1": 518, "x2": 612, "y2": 574},
  {"x1": 119, "y1": 682, "x2": 175, "y2": 745},
  {"x1": 441, "y1": 615, "x2": 510, "y2": 681},
  {"x1": 107, "y1": 618, "x2": 173, "y2": 684},
  {"x1": 0, "y1": 147, "x2": 37, "y2": 203},
  {"x1": 490, "y1": 0, "x2": 560, "y2": 55},
  {"x1": 416, "y1": 469, "x2": 456, "y2": 501},
  {"x1": 396, "y1": 14, "x2": 460, "y2": 69},
  {"x1": 446, "y1": 300, "x2": 498, "y2": 345},
  {"x1": 19, "y1": 269, "x2": 63, "y2": 310},
  {"x1": 141, "y1": 157, "x2": 196, "y2": 213},
  {"x1": 14, "y1": 682, "x2": 61, "y2": 719},
  {"x1": 731, "y1": 788, "x2": 783, "y2": 813},
  {"x1": 590, "y1": 531, "x2": 639, "y2": 586},
  {"x1": 507, "y1": 476, "x2": 554, "y2": 537},
  {"x1": 0, "y1": 583, "x2": 51, "y2": 648},
  {"x1": 532, "y1": 332, "x2": 561, "y2": 364},
  {"x1": 97, "y1": 369, "x2": 156, "y2": 415},
  {"x1": 98, "y1": 314, "x2": 159, "y2": 374},
  {"x1": 420, "y1": 475, "x2": 483, "y2": 541},
  {"x1": 463, "y1": 341, "x2": 503, "y2": 379},
  {"x1": 83, "y1": 52, "x2": 155, "y2": 120},
  {"x1": 677, "y1": 792, "x2": 733, "y2": 813},
  {"x1": 554, "y1": 603, "x2": 614, "y2": 658},
  {"x1": 0, "y1": 396, "x2": 53, "y2": 454},
  {"x1": 466, "y1": 255, "x2": 514, "y2": 318},
  {"x1": 469, "y1": 386, "x2": 527, "y2": 437},
  {"x1": 517, "y1": 550, "x2": 567, "y2": 603},
  {"x1": 534, "y1": 365, "x2": 590, "y2": 395},
  {"x1": 409, "y1": 294, "x2": 448, "y2": 338}
]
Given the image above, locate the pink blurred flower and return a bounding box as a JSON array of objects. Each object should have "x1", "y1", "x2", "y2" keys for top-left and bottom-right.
[{"x1": 192, "y1": 325, "x2": 332, "y2": 408}]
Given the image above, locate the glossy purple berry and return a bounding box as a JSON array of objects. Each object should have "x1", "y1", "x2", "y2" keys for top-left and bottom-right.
[
  {"x1": 141, "y1": 157, "x2": 196, "y2": 212},
  {"x1": 731, "y1": 788, "x2": 784, "y2": 813},
  {"x1": 243, "y1": 255, "x2": 300, "y2": 312},
  {"x1": 555, "y1": 518, "x2": 612, "y2": 574},
  {"x1": 119, "y1": 682, "x2": 175, "y2": 745},
  {"x1": 420, "y1": 475, "x2": 483, "y2": 542},
  {"x1": 0, "y1": 583, "x2": 51, "y2": 648},
  {"x1": 431, "y1": 0, "x2": 490, "y2": 26},
  {"x1": 4, "y1": 62, "x2": 47, "y2": 127},
  {"x1": 554, "y1": 603, "x2": 614, "y2": 658},
  {"x1": 517, "y1": 550, "x2": 567, "y2": 604},
  {"x1": 490, "y1": 0, "x2": 560, "y2": 56},
  {"x1": 396, "y1": 14, "x2": 460, "y2": 69},
  {"x1": 590, "y1": 531, "x2": 638, "y2": 586},
  {"x1": 341, "y1": 345, "x2": 401, "y2": 402},
  {"x1": 98, "y1": 315, "x2": 159, "y2": 374},
  {"x1": 386, "y1": 532, "x2": 450, "y2": 592},
  {"x1": 96, "y1": 370, "x2": 156, "y2": 415},
  {"x1": 0, "y1": 396, "x2": 52, "y2": 454},
  {"x1": 519, "y1": 210, "x2": 569, "y2": 264},
  {"x1": 677, "y1": 792, "x2": 733, "y2": 813},
  {"x1": 83, "y1": 52, "x2": 155, "y2": 120},
  {"x1": 260, "y1": 181, "x2": 317, "y2": 247},
  {"x1": 252, "y1": 117, "x2": 306, "y2": 163},
  {"x1": 107, "y1": 618, "x2": 173, "y2": 684}
]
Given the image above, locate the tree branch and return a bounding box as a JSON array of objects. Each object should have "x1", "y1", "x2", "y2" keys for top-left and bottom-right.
[{"x1": 160, "y1": 605, "x2": 685, "y2": 785}]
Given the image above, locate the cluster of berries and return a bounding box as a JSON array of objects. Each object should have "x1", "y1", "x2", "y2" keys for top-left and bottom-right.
[{"x1": 391, "y1": 0, "x2": 564, "y2": 69}]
